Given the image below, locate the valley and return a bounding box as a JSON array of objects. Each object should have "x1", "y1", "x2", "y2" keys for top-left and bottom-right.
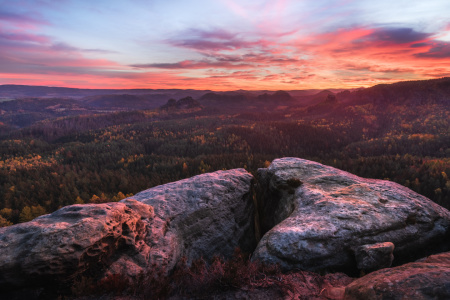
[{"x1": 0, "y1": 78, "x2": 449, "y2": 227}]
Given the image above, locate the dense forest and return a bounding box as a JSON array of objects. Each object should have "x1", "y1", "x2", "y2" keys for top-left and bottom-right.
[{"x1": 0, "y1": 78, "x2": 449, "y2": 226}]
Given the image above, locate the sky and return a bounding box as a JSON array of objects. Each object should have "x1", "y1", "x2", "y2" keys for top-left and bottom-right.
[{"x1": 0, "y1": 0, "x2": 450, "y2": 90}]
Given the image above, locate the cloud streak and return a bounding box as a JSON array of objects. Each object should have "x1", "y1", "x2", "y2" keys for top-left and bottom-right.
[
  {"x1": 415, "y1": 41, "x2": 450, "y2": 58},
  {"x1": 0, "y1": 9, "x2": 49, "y2": 27},
  {"x1": 130, "y1": 60, "x2": 252, "y2": 69},
  {"x1": 361, "y1": 28, "x2": 431, "y2": 45},
  {"x1": 166, "y1": 28, "x2": 261, "y2": 52}
]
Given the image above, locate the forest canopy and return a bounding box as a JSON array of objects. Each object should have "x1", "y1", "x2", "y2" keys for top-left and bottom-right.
[{"x1": 0, "y1": 79, "x2": 449, "y2": 225}]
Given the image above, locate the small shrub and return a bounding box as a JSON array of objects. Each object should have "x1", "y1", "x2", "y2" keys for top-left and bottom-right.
[
  {"x1": 137, "y1": 265, "x2": 173, "y2": 299},
  {"x1": 170, "y1": 248, "x2": 282, "y2": 298},
  {"x1": 63, "y1": 248, "x2": 286, "y2": 299}
]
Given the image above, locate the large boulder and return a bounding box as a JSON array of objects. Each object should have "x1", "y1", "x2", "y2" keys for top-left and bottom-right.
[
  {"x1": 252, "y1": 158, "x2": 450, "y2": 272},
  {"x1": 125, "y1": 168, "x2": 256, "y2": 267},
  {"x1": 344, "y1": 251, "x2": 450, "y2": 299},
  {"x1": 0, "y1": 169, "x2": 256, "y2": 294},
  {"x1": 0, "y1": 199, "x2": 154, "y2": 291}
]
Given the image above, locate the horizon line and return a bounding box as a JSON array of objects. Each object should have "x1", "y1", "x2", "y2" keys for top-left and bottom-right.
[{"x1": 2, "y1": 77, "x2": 449, "y2": 93}]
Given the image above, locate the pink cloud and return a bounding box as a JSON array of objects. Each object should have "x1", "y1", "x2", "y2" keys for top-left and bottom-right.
[
  {"x1": 0, "y1": 31, "x2": 50, "y2": 43},
  {"x1": 0, "y1": 10, "x2": 50, "y2": 27},
  {"x1": 0, "y1": 26, "x2": 122, "y2": 78}
]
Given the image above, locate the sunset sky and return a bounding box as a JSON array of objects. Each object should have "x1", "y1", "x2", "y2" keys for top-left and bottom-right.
[{"x1": 1, "y1": 0, "x2": 450, "y2": 90}]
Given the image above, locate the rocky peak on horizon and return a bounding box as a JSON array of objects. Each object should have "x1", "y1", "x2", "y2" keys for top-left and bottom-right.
[
  {"x1": 257, "y1": 90, "x2": 294, "y2": 102},
  {"x1": 160, "y1": 96, "x2": 202, "y2": 111}
]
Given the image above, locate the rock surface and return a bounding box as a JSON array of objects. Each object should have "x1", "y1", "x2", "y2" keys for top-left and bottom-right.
[
  {"x1": 0, "y1": 169, "x2": 256, "y2": 294},
  {"x1": 0, "y1": 199, "x2": 154, "y2": 291},
  {"x1": 344, "y1": 251, "x2": 450, "y2": 299},
  {"x1": 253, "y1": 158, "x2": 450, "y2": 272},
  {"x1": 125, "y1": 168, "x2": 256, "y2": 267},
  {"x1": 355, "y1": 242, "x2": 394, "y2": 271},
  {"x1": 2, "y1": 158, "x2": 450, "y2": 298}
]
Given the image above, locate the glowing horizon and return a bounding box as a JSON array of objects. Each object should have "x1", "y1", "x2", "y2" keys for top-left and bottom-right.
[{"x1": 1, "y1": 0, "x2": 450, "y2": 91}]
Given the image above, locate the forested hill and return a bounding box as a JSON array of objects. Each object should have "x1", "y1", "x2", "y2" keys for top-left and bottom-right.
[
  {"x1": 340, "y1": 77, "x2": 450, "y2": 106},
  {"x1": 0, "y1": 84, "x2": 211, "y2": 98},
  {"x1": 0, "y1": 78, "x2": 448, "y2": 227}
]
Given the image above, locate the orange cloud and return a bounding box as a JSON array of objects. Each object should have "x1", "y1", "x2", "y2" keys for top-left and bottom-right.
[{"x1": 285, "y1": 26, "x2": 450, "y2": 87}]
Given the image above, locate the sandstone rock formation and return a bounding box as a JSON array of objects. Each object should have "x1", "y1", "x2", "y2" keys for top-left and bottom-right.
[
  {"x1": 0, "y1": 169, "x2": 255, "y2": 293},
  {"x1": 0, "y1": 199, "x2": 154, "y2": 291},
  {"x1": 344, "y1": 251, "x2": 450, "y2": 299},
  {"x1": 124, "y1": 168, "x2": 256, "y2": 268},
  {"x1": 1, "y1": 158, "x2": 450, "y2": 298},
  {"x1": 252, "y1": 157, "x2": 450, "y2": 272}
]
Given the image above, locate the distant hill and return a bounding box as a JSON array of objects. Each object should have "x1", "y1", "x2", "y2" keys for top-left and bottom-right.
[
  {"x1": 340, "y1": 77, "x2": 450, "y2": 107},
  {"x1": 199, "y1": 90, "x2": 295, "y2": 107},
  {"x1": 289, "y1": 77, "x2": 450, "y2": 118},
  {"x1": 0, "y1": 98, "x2": 91, "y2": 128},
  {"x1": 0, "y1": 84, "x2": 211, "y2": 99},
  {"x1": 257, "y1": 90, "x2": 294, "y2": 103},
  {"x1": 82, "y1": 94, "x2": 168, "y2": 110},
  {"x1": 293, "y1": 90, "x2": 336, "y2": 107},
  {"x1": 306, "y1": 94, "x2": 339, "y2": 114},
  {"x1": 160, "y1": 96, "x2": 202, "y2": 111},
  {"x1": 0, "y1": 85, "x2": 94, "y2": 98},
  {"x1": 199, "y1": 92, "x2": 251, "y2": 103},
  {"x1": 1, "y1": 78, "x2": 449, "y2": 130}
]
